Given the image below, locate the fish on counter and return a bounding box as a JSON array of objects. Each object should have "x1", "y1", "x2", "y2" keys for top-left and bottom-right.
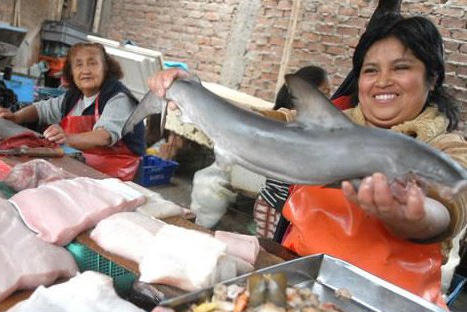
[
  {"x1": 155, "y1": 273, "x2": 346, "y2": 312},
  {"x1": 125, "y1": 181, "x2": 187, "y2": 219},
  {"x1": 7, "y1": 271, "x2": 145, "y2": 312},
  {"x1": 214, "y1": 230, "x2": 260, "y2": 266},
  {"x1": 139, "y1": 224, "x2": 229, "y2": 291},
  {"x1": 123, "y1": 73, "x2": 467, "y2": 201},
  {"x1": 2, "y1": 159, "x2": 75, "y2": 192},
  {"x1": 90, "y1": 212, "x2": 166, "y2": 263},
  {"x1": 9, "y1": 177, "x2": 146, "y2": 246},
  {"x1": 91, "y1": 212, "x2": 255, "y2": 292},
  {"x1": 0, "y1": 199, "x2": 77, "y2": 302}
]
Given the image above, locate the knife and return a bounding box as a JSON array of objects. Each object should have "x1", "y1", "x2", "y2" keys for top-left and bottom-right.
[{"x1": 0, "y1": 147, "x2": 64, "y2": 158}]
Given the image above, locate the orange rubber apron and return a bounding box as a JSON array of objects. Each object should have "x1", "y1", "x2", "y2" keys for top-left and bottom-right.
[
  {"x1": 282, "y1": 185, "x2": 447, "y2": 308},
  {"x1": 60, "y1": 95, "x2": 140, "y2": 181}
]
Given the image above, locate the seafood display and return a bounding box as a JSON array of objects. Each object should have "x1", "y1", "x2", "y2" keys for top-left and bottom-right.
[
  {"x1": 179, "y1": 273, "x2": 345, "y2": 312},
  {"x1": 159, "y1": 254, "x2": 445, "y2": 312}
]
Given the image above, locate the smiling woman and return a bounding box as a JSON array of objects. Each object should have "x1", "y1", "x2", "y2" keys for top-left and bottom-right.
[
  {"x1": 358, "y1": 36, "x2": 431, "y2": 128},
  {"x1": 0, "y1": 43, "x2": 146, "y2": 180},
  {"x1": 279, "y1": 13, "x2": 467, "y2": 309}
]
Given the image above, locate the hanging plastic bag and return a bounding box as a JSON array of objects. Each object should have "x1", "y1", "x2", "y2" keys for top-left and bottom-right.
[{"x1": 190, "y1": 162, "x2": 237, "y2": 228}]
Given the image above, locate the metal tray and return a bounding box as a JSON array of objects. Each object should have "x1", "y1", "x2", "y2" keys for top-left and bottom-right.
[{"x1": 159, "y1": 254, "x2": 444, "y2": 312}]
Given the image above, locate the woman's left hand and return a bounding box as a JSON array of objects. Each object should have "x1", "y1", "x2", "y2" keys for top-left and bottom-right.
[
  {"x1": 43, "y1": 124, "x2": 67, "y2": 144},
  {"x1": 342, "y1": 172, "x2": 450, "y2": 240}
]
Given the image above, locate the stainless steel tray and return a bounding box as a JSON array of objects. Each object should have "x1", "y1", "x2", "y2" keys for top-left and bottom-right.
[{"x1": 159, "y1": 254, "x2": 444, "y2": 312}]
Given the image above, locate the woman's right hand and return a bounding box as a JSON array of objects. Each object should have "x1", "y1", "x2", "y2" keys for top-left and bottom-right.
[
  {"x1": 147, "y1": 68, "x2": 190, "y2": 109},
  {"x1": 0, "y1": 107, "x2": 17, "y2": 123}
]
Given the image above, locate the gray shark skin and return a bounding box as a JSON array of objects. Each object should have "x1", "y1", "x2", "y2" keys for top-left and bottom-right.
[{"x1": 123, "y1": 75, "x2": 467, "y2": 199}]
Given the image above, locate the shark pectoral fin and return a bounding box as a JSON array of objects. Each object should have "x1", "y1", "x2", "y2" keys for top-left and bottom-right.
[
  {"x1": 285, "y1": 73, "x2": 355, "y2": 130},
  {"x1": 123, "y1": 91, "x2": 165, "y2": 135}
]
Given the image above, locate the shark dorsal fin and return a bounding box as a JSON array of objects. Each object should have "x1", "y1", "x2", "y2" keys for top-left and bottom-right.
[{"x1": 285, "y1": 73, "x2": 355, "y2": 129}]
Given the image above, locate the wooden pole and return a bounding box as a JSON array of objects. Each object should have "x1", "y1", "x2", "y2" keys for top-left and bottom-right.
[
  {"x1": 92, "y1": 0, "x2": 104, "y2": 33},
  {"x1": 275, "y1": 0, "x2": 302, "y2": 96}
]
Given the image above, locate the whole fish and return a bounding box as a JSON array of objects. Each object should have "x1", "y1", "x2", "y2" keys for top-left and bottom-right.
[{"x1": 123, "y1": 75, "x2": 467, "y2": 199}]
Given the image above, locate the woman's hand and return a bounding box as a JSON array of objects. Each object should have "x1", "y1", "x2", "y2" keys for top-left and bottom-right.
[
  {"x1": 147, "y1": 67, "x2": 190, "y2": 110},
  {"x1": 0, "y1": 107, "x2": 17, "y2": 123},
  {"x1": 43, "y1": 124, "x2": 67, "y2": 144},
  {"x1": 342, "y1": 172, "x2": 450, "y2": 240}
]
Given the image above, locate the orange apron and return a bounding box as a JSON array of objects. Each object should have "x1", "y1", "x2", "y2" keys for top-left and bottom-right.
[
  {"x1": 282, "y1": 185, "x2": 447, "y2": 308},
  {"x1": 60, "y1": 95, "x2": 140, "y2": 181}
]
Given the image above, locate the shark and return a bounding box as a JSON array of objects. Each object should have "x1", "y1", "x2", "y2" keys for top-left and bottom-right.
[{"x1": 123, "y1": 74, "x2": 467, "y2": 200}]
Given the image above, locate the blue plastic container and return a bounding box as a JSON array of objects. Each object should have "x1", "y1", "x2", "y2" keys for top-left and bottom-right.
[
  {"x1": 3, "y1": 75, "x2": 35, "y2": 103},
  {"x1": 163, "y1": 61, "x2": 189, "y2": 71},
  {"x1": 136, "y1": 155, "x2": 178, "y2": 187}
]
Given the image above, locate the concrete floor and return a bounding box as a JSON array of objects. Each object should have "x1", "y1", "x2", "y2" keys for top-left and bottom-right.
[{"x1": 149, "y1": 170, "x2": 467, "y2": 311}]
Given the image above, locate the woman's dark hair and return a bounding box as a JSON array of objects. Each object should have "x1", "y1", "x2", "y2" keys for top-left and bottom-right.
[
  {"x1": 352, "y1": 13, "x2": 459, "y2": 130},
  {"x1": 274, "y1": 65, "x2": 328, "y2": 110},
  {"x1": 62, "y1": 42, "x2": 124, "y2": 92}
]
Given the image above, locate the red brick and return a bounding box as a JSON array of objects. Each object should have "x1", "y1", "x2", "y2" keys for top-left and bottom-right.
[
  {"x1": 452, "y1": 29, "x2": 467, "y2": 41},
  {"x1": 441, "y1": 17, "x2": 466, "y2": 29},
  {"x1": 277, "y1": 0, "x2": 292, "y2": 11},
  {"x1": 444, "y1": 40, "x2": 461, "y2": 53},
  {"x1": 338, "y1": 6, "x2": 358, "y2": 17},
  {"x1": 326, "y1": 45, "x2": 348, "y2": 55},
  {"x1": 269, "y1": 37, "x2": 285, "y2": 46},
  {"x1": 437, "y1": 6, "x2": 465, "y2": 18},
  {"x1": 315, "y1": 23, "x2": 335, "y2": 34},
  {"x1": 448, "y1": 53, "x2": 467, "y2": 65},
  {"x1": 337, "y1": 26, "x2": 360, "y2": 37},
  {"x1": 321, "y1": 34, "x2": 342, "y2": 45}
]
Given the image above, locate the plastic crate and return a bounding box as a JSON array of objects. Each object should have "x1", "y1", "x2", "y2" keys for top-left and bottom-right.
[
  {"x1": 41, "y1": 21, "x2": 89, "y2": 46},
  {"x1": 163, "y1": 61, "x2": 189, "y2": 71},
  {"x1": 39, "y1": 55, "x2": 67, "y2": 77},
  {"x1": 136, "y1": 155, "x2": 178, "y2": 187},
  {"x1": 35, "y1": 86, "x2": 66, "y2": 100},
  {"x1": 0, "y1": 23, "x2": 27, "y2": 47},
  {"x1": 2, "y1": 74, "x2": 35, "y2": 103},
  {"x1": 66, "y1": 242, "x2": 136, "y2": 298}
]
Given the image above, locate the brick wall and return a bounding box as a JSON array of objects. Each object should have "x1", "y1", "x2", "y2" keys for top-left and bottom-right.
[
  {"x1": 1, "y1": 0, "x2": 465, "y2": 129},
  {"x1": 101, "y1": 0, "x2": 467, "y2": 130},
  {"x1": 0, "y1": 0, "x2": 14, "y2": 24}
]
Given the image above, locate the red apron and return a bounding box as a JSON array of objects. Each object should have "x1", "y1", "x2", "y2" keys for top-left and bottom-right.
[
  {"x1": 60, "y1": 95, "x2": 140, "y2": 181},
  {"x1": 282, "y1": 185, "x2": 447, "y2": 308}
]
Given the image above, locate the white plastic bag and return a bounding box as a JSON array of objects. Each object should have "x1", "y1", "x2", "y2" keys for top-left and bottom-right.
[{"x1": 190, "y1": 162, "x2": 237, "y2": 228}]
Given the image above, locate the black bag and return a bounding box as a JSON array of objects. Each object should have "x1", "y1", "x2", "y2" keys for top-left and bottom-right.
[{"x1": 0, "y1": 80, "x2": 19, "y2": 112}]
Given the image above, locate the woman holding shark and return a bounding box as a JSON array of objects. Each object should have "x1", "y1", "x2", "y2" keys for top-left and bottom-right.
[
  {"x1": 284, "y1": 14, "x2": 467, "y2": 308},
  {"x1": 146, "y1": 13, "x2": 467, "y2": 308}
]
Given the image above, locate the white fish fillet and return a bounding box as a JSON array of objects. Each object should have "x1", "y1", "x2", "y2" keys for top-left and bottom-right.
[
  {"x1": 125, "y1": 181, "x2": 185, "y2": 219},
  {"x1": 9, "y1": 177, "x2": 146, "y2": 245},
  {"x1": 90, "y1": 212, "x2": 166, "y2": 263},
  {"x1": 214, "y1": 230, "x2": 260, "y2": 265},
  {"x1": 139, "y1": 225, "x2": 227, "y2": 291},
  {"x1": 0, "y1": 199, "x2": 77, "y2": 302},
  {"x1": 8, "y1": 271, "x2": 144, "y2": 312}
]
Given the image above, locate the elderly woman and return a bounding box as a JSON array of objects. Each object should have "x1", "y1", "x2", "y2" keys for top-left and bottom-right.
[{"x1": 0, "y1": 43, "x2": 145, "y2": 180}]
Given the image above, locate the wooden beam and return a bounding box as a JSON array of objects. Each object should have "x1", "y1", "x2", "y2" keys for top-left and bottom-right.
[
  {"x1": 275, "y1": 0, "x2": 302, "y2": 96},
  {"x1": 92, "y1": 0, "x2": 104, "y2": 33}
]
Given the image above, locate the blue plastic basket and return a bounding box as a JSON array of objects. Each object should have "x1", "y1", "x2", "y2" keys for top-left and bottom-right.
[
  {"x1": 3, "y1": 74, "x2": 35, "y2": 103},
  {"x1": 163, "y1": 61, "x2": 189, "y2": 71},
  {"x1": 136, "y1": 155, "x2": 178, "y2": 187}
]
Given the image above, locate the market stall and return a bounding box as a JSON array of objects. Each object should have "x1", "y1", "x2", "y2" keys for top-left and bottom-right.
[{"x1": 0, "y1": 118, "x2": 293, "y2": 311}]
